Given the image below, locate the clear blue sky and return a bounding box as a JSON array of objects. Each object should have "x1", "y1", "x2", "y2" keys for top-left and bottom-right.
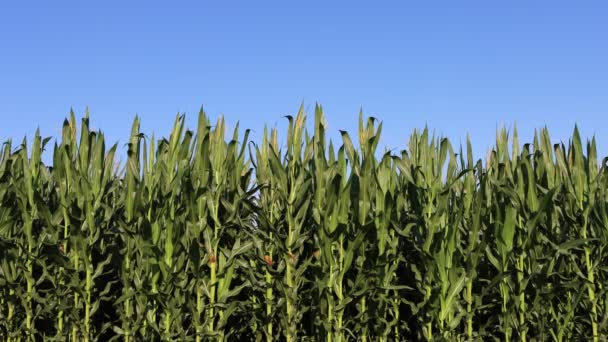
[{"x1": 1, "y1": 1, "x2": 607, "y2": 161}]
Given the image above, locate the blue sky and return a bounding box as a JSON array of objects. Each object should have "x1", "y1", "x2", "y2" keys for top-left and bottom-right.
[{"x1": 1, "y1": 1, "x2": 607, "y2": 160}]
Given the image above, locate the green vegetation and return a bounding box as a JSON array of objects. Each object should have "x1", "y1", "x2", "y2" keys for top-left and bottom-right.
[{"x1": 1, "y1": 105, "x2": 607, "y2": 341}]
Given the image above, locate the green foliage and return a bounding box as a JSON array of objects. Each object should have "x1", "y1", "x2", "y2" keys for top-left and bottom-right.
[{"x1": 1, "y1": 106, "x2": 607, "y2": 341}]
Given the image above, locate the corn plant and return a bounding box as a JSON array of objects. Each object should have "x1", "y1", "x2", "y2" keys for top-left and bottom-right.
[
  {"x1": 264, "y1": 106, "x2": 313, "y2": 342},
  {"x1": 251, "y1": 124, "x2": 282, "y2": 341}
]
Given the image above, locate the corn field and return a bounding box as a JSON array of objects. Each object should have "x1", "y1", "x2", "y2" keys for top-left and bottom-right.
[{"x1": 1, "y1": 105, "x2": 607, "y2": 341}]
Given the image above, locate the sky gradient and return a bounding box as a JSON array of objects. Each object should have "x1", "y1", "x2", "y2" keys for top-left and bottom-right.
[{"x1": 1, "y1": 1, "x2": 607, "y2": 160}]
